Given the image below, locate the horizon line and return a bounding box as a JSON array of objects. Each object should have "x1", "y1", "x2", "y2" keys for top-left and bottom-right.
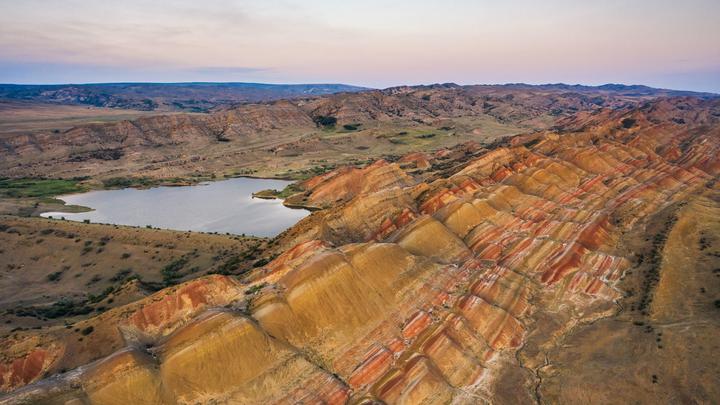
[{"x1": 0, "y1": 81, "x2": 718, "y2": 96}]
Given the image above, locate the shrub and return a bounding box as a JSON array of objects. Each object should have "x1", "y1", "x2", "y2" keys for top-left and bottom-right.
[
  {"x1": 88, "y1": 286, "x2": 115, "y2": 303},
  {"x1": 621, "y1": 118, "x2": 637, "y2": 129},
  {"x1": 523, "y1": 138, "x2": 541, "y2": 148},
  {"x1": 244, "y1": 282, "x2": 267, "y2": 295},
  {"x1": 415, "y1": 133, "x2": 436, "y2": 139},
  {"x1": 102, "y1": 177, "x2": 153, "y2": 189},
  {"x1": 110, "y1": 268, "x2": 133, "y2": 283},
  {"x1": 253, "y1": 258, "x2": 270, "y2": 268},
  {"x1": 80, "y1": 326, "x2": 94, "y2": 335},
  {"x1": 47, "y1": 271, "x2": 63, "y2": 282},
  {"x1": 215, "y1": 255, "x2": 242, "y2": 275},
  {"x1": 161, "y1": 257, "x2": 188, "y2": 286},
  {"x1": 313, "y1": 115, "x2": 337, "y2": 128},
  {"x1": 11, "y1": 298, "x2": 93, "y2": 319}
]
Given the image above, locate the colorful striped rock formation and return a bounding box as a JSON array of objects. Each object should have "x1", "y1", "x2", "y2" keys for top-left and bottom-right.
[{"x1": 2, "y1": 97, "x2": 719, "y2": 404}]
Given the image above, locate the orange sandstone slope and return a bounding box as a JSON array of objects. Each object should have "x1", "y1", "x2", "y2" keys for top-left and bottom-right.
[{"x1": 2, "y1": 97, "x2": 720, "y2": 404}]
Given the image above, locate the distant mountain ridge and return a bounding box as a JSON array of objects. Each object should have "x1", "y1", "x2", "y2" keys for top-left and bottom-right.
[
  {"x1": 517, "y1": 82, "x2": 718, "y2": 97},
  {"x1": 0, "y1": 82, "x2": 715, "y2": 113},
  {"x1": 0, "y1": 82, "x2": 370, "y2": 112},
  {"x1": 388, "y1": 82, "x2": 718, "y2": 98}
]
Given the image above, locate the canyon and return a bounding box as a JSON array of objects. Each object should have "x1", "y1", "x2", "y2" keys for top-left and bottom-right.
[{"x1": 0, "y1": 86, "x2": 719, "y2": 403}]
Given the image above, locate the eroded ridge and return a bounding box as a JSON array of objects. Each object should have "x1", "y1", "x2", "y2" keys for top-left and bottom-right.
[{"x1": 2, "y1": 98, "x2": 719, "y2": 404}]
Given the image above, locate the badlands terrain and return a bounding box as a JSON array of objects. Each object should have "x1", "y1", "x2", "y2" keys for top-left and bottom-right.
[
  {"x1": 1, "y1": 83, "x2": 714, "y2": 185},
  {"x1": 0, "y1": 84, "x2": 719, "y2": 404}
]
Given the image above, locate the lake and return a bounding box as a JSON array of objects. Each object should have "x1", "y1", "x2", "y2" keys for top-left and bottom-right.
[{"x1": 40, "y1": 177, "x2": 309, "y2": 237}]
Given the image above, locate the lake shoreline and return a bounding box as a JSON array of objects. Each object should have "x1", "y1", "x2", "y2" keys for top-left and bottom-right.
[{"x1": 38, "y1": 178, "x2": 309, "y2": 237}]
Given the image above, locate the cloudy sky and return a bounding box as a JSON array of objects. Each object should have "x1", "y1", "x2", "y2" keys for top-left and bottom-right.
[{"x1": 1, "y1": 0, "x2": 719, "y2": 92}]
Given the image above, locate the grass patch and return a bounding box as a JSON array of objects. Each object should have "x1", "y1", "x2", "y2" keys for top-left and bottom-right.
[
  {"x1": 102, "y1": 176, "x2": 193, "y2": 189},
  {"x1": 0, "y1": 178, "x2": 85, "y2": 198},
  {"x1": 253, "y1": 183, "x2": 303, "y2": 199}
]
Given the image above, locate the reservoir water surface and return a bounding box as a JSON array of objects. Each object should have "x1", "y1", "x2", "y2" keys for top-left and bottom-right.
[{"x1": 40, "y1": 177, "x2": 309, "y2": 237}]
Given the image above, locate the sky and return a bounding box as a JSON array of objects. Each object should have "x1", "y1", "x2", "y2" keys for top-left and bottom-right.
[{"x1": 1, "y1": 0, "x2": 719, "y2": 92}]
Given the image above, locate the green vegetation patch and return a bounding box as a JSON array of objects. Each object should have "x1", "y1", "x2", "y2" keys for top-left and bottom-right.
[
  {"x1": 214, "y1": 255, "x2": 242, "y2": 275},
  {"x1": 161, "y1": 257, "x2": 189, "y2": 286},
  {"x1": 523, "y1": 138, "x2": 542, "y2": 148},
  {"x1": 9, "y1": 297, "x2": 93, "y2": 319},
  {"x1": 313, "y1": 115, "x2": 337, "y2": 128},
  {"x1": 88, "y1": 286, "x2": 116, "y2": 304},
  {"x1": 102, "y1": 176, "x2": 196, "y2": 189},
  {"x1": 279, "y1": 164, "x2": 337, "y2": 181},
  {"x1": 101, "y1": 176, "x2": 154, "y2": 188},
  {"x1": 244, "y1": 282, "x2": 268, "y2": 295},
  {"x1": 415, "y1": 133, "x2": 436, "y2": 139},
  {"x1": 110, "y1": 268, "x2": 133, "y2": 283},
  {"x1": 0, "y1": 178, "x2": 85, "y2": 198},
  {"x1": 254, "y1": 183, "x2": 303, "y2": 199},
  {"x1": 621, "y1": 118, "x2": 637, "y2": 129}
]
